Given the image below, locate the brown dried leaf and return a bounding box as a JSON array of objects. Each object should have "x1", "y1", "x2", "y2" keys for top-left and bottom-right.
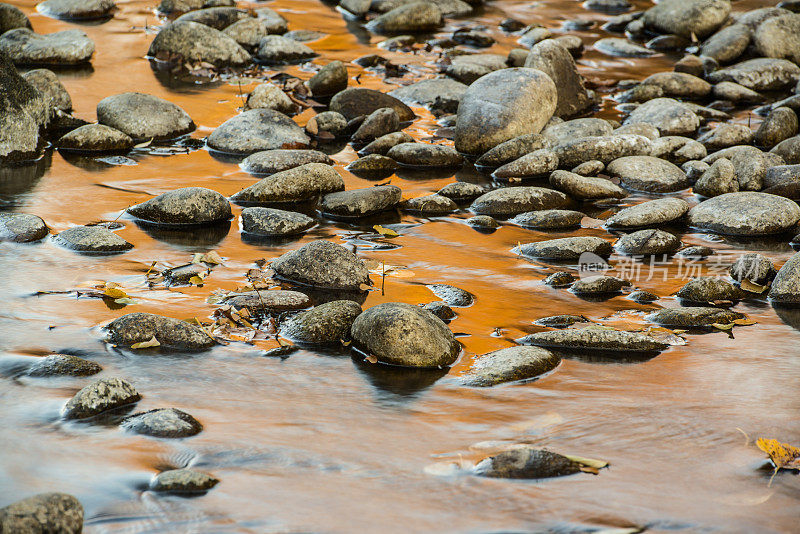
[{"x1": 131, "y1": 336, "x2": 160, "y2": 349}]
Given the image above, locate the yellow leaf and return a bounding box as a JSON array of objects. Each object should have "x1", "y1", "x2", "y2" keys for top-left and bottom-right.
[
  {"x1": 712, "y1": 323, "x2": 734, "y2": 331},
  {"x1": 114, "y1": 297, "x2": 136, "y2": 305},
  {"x1": 202, "y1": 250, "x2": 224, "y2": 265},
  {"x1": 134, "y1": 138, "x2": 153, "y2": 149},
  {"x1": 189, "y1": 275, "x2": 205, "y2": 286},
  {"x1": 733, "y1": 318, "x2": 757, "y2": 326},
  {"x1": 563, "y1": 454, "x2": 609, "y2": 469},
  {"x1": 740, "y1": 279, "x2": 767, "y2": 293},
  {"x1": 373, "y1": 224, "x2": 399, "y2": 237},
  {"x1": 131, "y1": 336, "x2": 160, "y2": 349},
  {"x1": 359, "y1": 283, "x2": 372, "y2": 291},
  {"x1": 103, "y1": 287, "x2": 129, "y2": 299},
  {"x1": 366, "y1": 355, "x2": 378, "y2": 364},
  {"x1": 756, "y1": 438, "x2": 800, "y2": 471}
]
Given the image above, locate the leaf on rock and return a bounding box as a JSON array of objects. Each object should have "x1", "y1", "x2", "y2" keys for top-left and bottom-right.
[
  {"x1": 373, "y1": 224, "x2": 399, "y2": 237},
  {"x1": 134, "y1": 138, "x2": 153, "y2": 149},
  {"x1": 189, "y1": 275, "x2": 205, "y2": 286},
  {"x1": 114, "y1": 297, "x2": 136, "y2": 305},
  {"x1": 732, "y1": 318, "x2": 757, "y2": 326},
  {"x1": 103, "y1": 287, "x2": 129, "y2": 299},
  {"x1": 131, "y1": 336, "x2": 160, "y2": 349},
  {"x1": 740, "y1": 279, "x2": 767, "y2": 294}
]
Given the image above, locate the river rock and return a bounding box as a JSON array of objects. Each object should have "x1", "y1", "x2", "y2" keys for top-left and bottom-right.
[
  {"x1": 308, "y1": 111, "x2": 348, "y2": 138},
  {"x1": 534, "y1": 315, "x2": 590, "y2": 328},
  {"x1": 346, "y1": 154, "x2": 397, "y2": 175},
  {"x1": 707, "y1": 58, "x2": 800, "y2": 91},
  {"x1": 0, "y1": 493, "x2": 83, "y2": 534},
  {"x1": 445, "y1": 54, "x2": 503, "y2": 84},
  {"x1": 542, "y1": 118, "x2": 613, "y2": 146},
  {"x1": 97, "y1": 93, "x2": 195, "y2": 142},
  {"x1": 474, "y1": 447, "x2": 581, "y2": 479},
  {"x1": 240, "y1": 207, "x2": 315, "y2": 236},
  {"x1": 151, "y1": 469, "x2": 219, "y2": 492},
  {"x1": 550, "y1": 170, "x2": 627, "y2": 200},
  {"x1": 106, "y1": 312, "x2": 216, "y2": 349},
  {"x1": 552, "y1": 134, "x2": 651, "y2": 168},
  {"x1": 772, "y1": 136, "x2": 800, "y2": 165},
  {"x1": 515, "y1": 236, "x2": 612, "y2": 260},
  {"x1": 352, "y1": 107, "x2": 399, "y2": 144},
  {"x1": 694, "y1": 157, "x2": 738, "y2": 197},
  {"x1": 0, "y1": 52, "x2": 50, "y2": 163},
  {"x1": 351, "y1": 302, "x2": 460, "y2": 367},
  {"x1": 493, "y1": 149, "x2": 558, "y2": 179},
  {"x1": 756, "y1": 107, "x2": 799, "y2": 149},
  {"x1": 642, "y1": 72, "x2": 712, "y2": 100},
  {"x1": 241, "y1": 149, "x2": 332, "y2": 175},
  {"x1": 255, "y1": 35, "x2": 316, "y2": 64},
  {"x1": 254, "y1": 7, "x2": 288, "y2": 33},
  {"x1": 148, "y1": 21, "x2": 250, "y2": 67},
  {"x1": 232, "y1": 163, "x2": 343, "y2": 205},
  {"x1": 649, "y1": 136, "x2": 706, "y2": 164},
  {"x1": 320, "y1": 185, "x2": 401, "y2": 218},
  {"x1": 306, "y1": 61, "x2": 348, "y2": 99},
  {"x1": 697, "y1": 124, "x2": 754, "y2": 151},
  {"x1": 605, "y1": 155, "x2": 689, "y2": 192},
  {"x1": 388, "y1": 77, "x2": 467, "y2": 113},
  {"x1": 281, "y1": 300, "x2": 362, "y2": 344},
  {"x1": 222, "y1": 18, "x2": 282, "y2": 49},
  {"x1": 222, "y1": 290, "x2": 310, "y2": 314},
  {"x1": 646, "y1": 306, "x2": 745, "y2": 326},
  {"x1": 427, "y1": 284, "x2": 473, "y2": 307},
  {"x1": 474, "y1": 133, "x2": 552, "y2": 168},
  {"x1": 642, "y1": 0, "x2": 730, "y2": 38},
  {"x1": 712, "y1": 81, "x2": 762, "y2": 103},
  {"x1": 512, "y1": 209, "x2": 584, "y2": 229},
  {"x1": 37, "y1": 0, "x2": 115, "y2": 20},
  {"x1": 454, "y1": 67, "x2": 557, "y2": 155},
  {"x1": 359, "y1": 131, "x2": 414, "y2": 156},
  {"x1": 63, "y1": 377, "x2": 140, "y2": 419},
  {"x1": 701, "y1": 23, "x2": 750, "y2": 64},
  {"x1": 207, "y1": 109, "x2": 309, "y2": 155},
  {"x1": 403, "y1": 194, "x2": 458, "y2": 214},
  {"x1": 367, "y1": 2, "x2": 443, "y2": 33},
  {"x1": 329, "y1": 88, "x2": 414, "y2": 122},
  {"x1": 22, "y1": 68, "x2": 70, "y2": 111},
  {"x1": 594, "y1": 37, "x2": 656, "y2": 58},
  {"x1": 460, "y1": 346, "x2": 559, "y2": 387},
  {"x1": 174, "y1": 6, "x2": 248, "y2": 29},
  {"x1": 606, "y1": 198, "x2": 689, "y2": 229},
  {"x1": 470, "y1": 186, "x2": 569, "y2": 217},
  {"x1": 517, "y1": 328, "x2": 669, "y2": 352},
  {"x1": 676, "y1": 276, "x2": 745, "y2": 303},
  {"x1": 730, "y1": 252, "x2": 776, "y2": 286},
  {"x1": 245, "y1": 83, "x2": 295, "y2": 115},
  {"x1": 523, "y1": 40, "x2": 592, "y2": 118},
  {"x1": 122, "y1": 408, "x2": 202, "y2": 438},
  {"x1": 386, "y1": 142, "x2": 463, "y2": 168},
  {"x1": 0, "y1": 4, "x2": 31, "y2": 34},
  {"x1": 753, "y1": 13, "x2": 800, "y2": 65},
  {"x1": 54, "y1": 226, "x2": 133, "y2": 253},
  {"x1": 0, "y1": 28, "x2": 94, "y2": 65},
  {"x1": 56, "y1": 124, "x2": 134, "y2": 153},
  {"x1": 615, "y1": 229, "x2": 681, "y2": 255},
  {"x1": 687, "y1": 191, "x2": 800, "y2": 235},
  {"x1": 570, "y1": 276, "x2": 630, "y2": 295},
  {"x1": 128, "y1": 187, "x2": 231, "y2": 226},
  {"x1": 769, "y1": 252, "x2": 800, "y2": 303},
  {"x1": 27, "y1": 354, "x2": 101, "y2": 377},
  {"x1": 466, "y1": 215, "x2": 499, "y2": 228},
  {"x1": 623, "y1": 98, "x2": 699, "y2": 136},
  {"x1": 0, "y1": 213, "x2": 48, "y2": 242},
  {"x1": 271, "y1": 240, "x2": 369, "y2": 290},
  {"x1": 437, "y1": 182, "x2": 485, "y2": 202}
]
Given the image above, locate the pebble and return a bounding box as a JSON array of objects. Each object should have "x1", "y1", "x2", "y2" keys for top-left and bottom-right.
[
  {"x1": 570, "y1": 276, "x2": 630, "y2": 295},
  {"x1": 387, "y1": 142, "x2": 463, "y2": 168},
  {"x1": 460, "y1": 346, "x2": 560, "y2": 387},
  {"x1": 245, "y1": 83, "x2": 295, "y2": 115},
  {"x1": 437, "y1": 182, "x2": 485, "y2": 202},
  {"x1": 366, "y1": 2, "x2": 443, "y2": 34},
  {"x1": 552, "y1": 134, "x2": 651, "y2": 168},
  {"x1": 256, "y1": 35, "x2": 316, "y2": 64},
  {"x1": 359, "y1": 132, "x2": 414, "y2": 156},
  {"x1": 319, "y1": 185, "x2": 402, "y2": 218},
  {"x1": 549, "y1": 170, "x2": 628, "y2": 200},
  {"x1": 56, "y1": 124, "x2": 134, "y2": 154},
  {"x1": 352, "y1": 107, "x2": 400, "y2": 144},
  {"x1": 470, "y1": 186, "x2": 569, "y2": 217},
  {"x1": 128, "y1": 187, "x2": 231, "y2": 226},
  {"x1": 474, "y1": 133, "x2": 552, "y2": 168},
  {"x1": 346, "y1": 154, "x2": 397, "y2": 175},
  {"x1": 308, "y1": 60, "x2": 348, "y2": 98},
  {"x1": 511, "y1": 209, "x2": 585, "y2": 229},
  {"x1": 693, "y1": 158, "x2": 738, "y2": 197},
  {"x1": 474, "y1": 446, "x2": 581, "y2": 479},
  {"x1": 623, "y1": 98, "x2": 699, "y2": 136},
  {"x1": 241, "y1": 149, "x2": 333, "y2": 175},
  {"x1": 493, "y1": 149, "x2": 559, "y2": 180}
]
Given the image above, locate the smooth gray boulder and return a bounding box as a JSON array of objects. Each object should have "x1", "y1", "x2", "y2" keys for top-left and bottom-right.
[
  {"x1": 515, "y1": 236, "x2": 612, "y2": 260},
  {"x1": 676, "y1": 276, "x2": 745, "y2": 303},
  {"x1": 122, "y1": 408, "x2": 202, "y2": 438},
  {"x1": 426, "y1": 284, "x2": 473, "y2": 307},
  {"x1": 37, "y1": 0, "x2": 115, "y2": 20},
  {"x1": 755, "y1": 107, "x2": 798, "y2": 149},
  {"x1": 128, "y1": 187, "x2": 231, "y2": 225},
  {"x1": 359, "y1": 131, "x2": 414, "y2": 155},
  {"x1": 549, "y1": 170, "x2": 627, "y2": 200},
  {"x1": 512, "y1": 209, "x2": 584, "y2": 229},
  {"x1": 623, "y1": 98, "x2": 699, "y2": 136},
  {"x1": 346, "y1": 154, "x2": 397, "y2": 174},
  {"x1": 388, "y1": 77, "x2": 467, "y2": 112},
  {"x1": 707, "y1": 58, "x2": 800, "y2": 91},
  {"x1": 351, "y1": 302, "x2": 460, "y2": 367},
  {"x1": 366, "y1": 2, "x2": 443, "y2": 33},
  {"x1": 594, "y1": 37, "x2": 657, "y2": 58},
  {"x1": 207, "y1": 109, "x2": 309, "y2": 155},
  {"x1": 255, "y1": 35, "x2": 316, "y2": 64},
  {"x1": 523, "y1": 39, "x2": 593, "y2": 118},
  {"x1": 54, "y1": 226, "x2": 133, "y2": 253},
  {"x1": 517, "y1": 328, "x2": 669, "y2": 352},
  {"x1": 615, "y1": 229, "x2": 681, "y2": 255},
  {"x1": 570, "y1": 276, "x2": 629, "y2": 295},
  {"x1": 0, "y1": 213, "x2": 48, "y2": 242},
  {"x1": 687, "y1": 192, "x2": 800, "y2": 235},
  {"x1": 151, "y1": 469, "x2": 219, "y2": 492},
  {"x1": 438, "y1": 182, "x2": 485, "y2": 202},
  {"x1": 606, "y1": 155, "x2": 689, "y2": 193},
  {"x1": 460, "y1": 346, "x2": 560, "y2": 387},
  {"x1": 0, "y1": 28, "x2": 94, "y2": 65},
  {"x1": 106, "y1": 312, "x2": 216, "y2": 349},
  {"x1": 492, "y1": 149, "x2": 558, "y2": 179},
  {"x1": 240, "y1": 207, "x2": 315, "y2": 236},
  {"x1": 230, "y1": 163, "x2": 343, "y2": 204},
  {"x1": 63, "y1": 377, "x2": 140, "y2": 419},
  {"x1": 649, "y1": 135, "x2": 706, "y2": 164},
  {"x1": 552, "y1": 134, "x2": 651, "y2": 168},
  {"x1": 698, "y1": 123, "x2": 754, "y2": 151},
  {"x1": 605, "y1": 198, "x2": 689, "y2": 229},
  {"x1": 271, "y1": 240, "x2": 369, "y2": 290},
  {"x1": 0, "y1": 493, "x2": 83, "y2": 534},
  {"x1": 56, "y1": 124, "x2": 134, "y2": 153},
  {"x1": 772, "y1": 135, "x2": 800, "y2": 165},
  {"x1": 769, "y1": 252, "x2": 800, "y2": 303},
  {"x1": 281, "y1": 300, "x2": 362, "y2": 344},
  {"x1": 387, "y1": 142, "x2": 463, "y2": 168},
  {"x1": 97, "y1": 93, "x2": 195, "y2": 141},
  {"x1": 241, "y1": 149, "x2": 332, "y2": 175},
  {"x1": 543, "y1": 118, "x2": 613, "y2": 146},
  {"x1": 642, "y1": 0, "x2": 731, "y2": 38},
  {"x1": 455, "y1": 68, "x2": 557, "y2": 155},
  {"x1": 320, "y1": 185, "x2": 401, "y2": 218},
  {"x1": 330, "y1": 87, "x2": 414, "y2": 122},
  {"x1": 352, "y1": 107, "x2": 399, "y2": 144},
  {"x1": 470, "y1": 186, "x2": 569, "y2": 217},
  {"x1": 403, "y1": 194, "x2": 458, "y2": 214},
  {"x1": 174, "y1": 6, "x2": 247, "y2": 29},
  {"x1": 641, "y1": 71, "x2": 712, "y2": 99}
]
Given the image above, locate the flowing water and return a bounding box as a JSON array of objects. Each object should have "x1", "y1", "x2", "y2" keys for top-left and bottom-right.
[{"x1": 1, "y1": 0, "x2": 800, "y2": 532}]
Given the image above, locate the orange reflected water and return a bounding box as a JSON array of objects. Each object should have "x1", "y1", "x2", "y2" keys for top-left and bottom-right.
[{"x1": 1, "y1": 0, "x2": 799, "y2": 532}]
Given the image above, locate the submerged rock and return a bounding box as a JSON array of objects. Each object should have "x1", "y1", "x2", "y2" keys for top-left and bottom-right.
[
  {"x1": 122, "y1": 408, "x2": 202, "y2": 438},
  {"x1": 128, "y1": 187, "x2": 231, "y2": 226},
  {"x1": 470, "y1": 187, "x2": 569, "y2": 217},
  {"x1": 0, "y1": 28, "x2": 94, "y2": 65},
  {"x1": 222, "y1": 290, "x2": 310, "y2": 314},
  {"x1": 474, "y1": 447, "x2": 581, "y2": 479},
  {"x1": 549, "y1": 170, "x2": 628, "y2": 200},
  {"x1": 280, "y1": 300, "x2": 362, "y2": 344},
  {"x1": 387, "y1": 142, "x2": 463, "y2": 168},
  {"x1": 460, "y1": 346, "x2": 560, "y2": 387},
  {"x1": 63, "y1": 377, "x2": 141, "y2": 419},
  {"x1": 241, "y1": 149, "x2": 332, "y2": 175},
  {"x1": 105, "y1": 312, "x2": 216, "y2": 350},
  {"x1": 240, "y1": 207, "x2": 315, "y2": 236},
  {"x1": 605, "y1": 198, "x2": 689, "y2": 229},
  {"x1": 230, "y1": 163, "x2": 343, "y2": 204},
  {"x1": 207, "y1": 109, "x2": 309, "y2": 155},
  {"x1": 646, "y1": 306, "x2": 745, "y2": 326},
  {"x1": 319, "y1": 185, "x2": 402, "y2": 218},
  {"x1": 0, "y1": 213, "x2": 49, "y2": 242},
  {"x1": 515, "y1": 236, "x2": 612, "y2": 261},
  {"x1": 687, "y1": 192, "x2": 800, "y2": 236},
  {"x1": 56, "y1": 124, "x2": 134, "y2": 154},
  {"x1": 517, "y1": 328, "x2": 669, "y2": 353},
  {"x1": 54, "y1": 226, "x2": 133, "y2": 253},
  {"x1": 351, "y1": 302, "x2": 460, "y2": 367},
  {"x1": 151, "y1": 469, "x2": 219, "y2": 493},
  {"x1": 676, "y1": 277, "x2": 745, "y2": 303},
  {"x1": 271, "y1": 240, "x2": 369, "y2": 290},
  {"x1": 27, "y1": 354, "x2": 101, "y2": 377},
  {"x1": 0, "y1": 493, "x2": 83, "y2": 534},
  {"x1": 512, "y1": 209, "x2": 584, "y2": 229},
  {"x1": 97, "y1": 93, "x2": 195, "y2": 142}
]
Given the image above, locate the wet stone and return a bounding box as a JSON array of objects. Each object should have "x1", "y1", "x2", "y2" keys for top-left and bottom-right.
[
  {"x1": 623, "y1": 98, "x2": 699, "y2": 136},
  {"x1": 683, "y1": 160, "x2": 710, "y2": 182},
  {"x1": 544, "y1": 271, "x2": 576, "y2": 287},
  {"x1": 549, "y1": 170, "x2": 627, "y2": 200},
  {"x1": 552, "y1": 134, "x2": 651, "y2": 169},
  {"x1": 534, "y1": 314, "x2": 589, "y2": 328},
  {"x1": 571, "y1": 276, "x2": 630, "y2": 295},
  {"x1": 241, "y1": 149, "x2": 333, "y2": 175},
  {"x1": 730, "y1": 253, "x2": 776, "y2": 286},
  {"x1": 163, "y1": 263, "x2": 208, "y2": 286},
  {"x1": 240, "y1": 207, "x2": 315, "y2": 237},
  {"x1": 351, "y1": 302, "x2": 460, "y2": 368},
  {"x1": 606, "y1": 155, "x2": 689, "y2": 193},
  {"x1": 697, "y1": 124, "x2": 754, "y2": 151},
  {"x1": 492, "y1": 149, "x2": 559, "y2": 180},
  {"x1": 0, "y1": 213, "x2": 48, "y2": 242},
  {"x1": 676, "y1": 245, "x2": 714, "y2": 258},
  {"x1": 470, "y1": 186, "x2": 569, "y2": 217},
  {"x1": 460, "y1": 346, "x2": 560, "y2": 387},
  {"x1": 649, "y1": 136, "x2": 706, "y2": 165},
  {"x1": 54, "y1": 226, "x2": 133, "y2": 253},
  {"x1": 712, "y1": 81, "x2": 762, "y2": 104},
  {"x1": 352, "y1": 107, "x2": 400, "y2": 144},
  {"x1": 474, "y1": 447, "x2": 580, "y2": 479},
  {"x1": 641, "y1": 0, "x2": 730, "y2": 39},
  {"x1": 271, "y1": 240, "x2": 369, "y2": 290},
  {"x1": 330, "y1": 88, "x2": 415, "y2": 122},
  {"x1": 2, "y1": 58, "x2": 50, "y2": 162},
  {"x1": 701, "y1": 23, "x2": 751, "y2": 64},
  {"x1": 22, "y1": 68, "x2": 71, "y2": 111},
  {"x1": 97, "y1": 93, "x2": 195, "y2": 142},
  {"x1": 308, "y1": 60, "x2": 348, "y2": 98},
  {"x1": 523, "y1": 39, "x2": 593, "y2": 118},
  {"x1": 594, "y1": 37, "x2": 656, "y2": 58},
  {"x1": 772, "y1": 136, "x2": 800, "y2": 165},
  {"x1": 605, "y1": 198, "x2": 689, "y2": 229},
  {"x1": 427, "y1": 284, "x2": 473, "y2": 307},
  {"x1": 27, "y1": 354, "x2": 101, "y2": 377},
  {"x1": 56, "y1": 124, "x2": 134, "y2": 154},
  {"x1": 641, "y1": 72, "x2": 711, "y2": 99},
  {"x1": 105, "y1": 312, "x2": 216, "y2": 350},
  {"x1": 359, "y1": 132, "x2": 414, "y2": 156},
  {"x1": 0, "y1": 493, "x2": 83, "y2": 534},
  {"x1": 0, "y1": 28, "x2": 94, "y2": 65},
  {"x1": 466, "y1": 215, "x2": 500, "y2": 229},
  {"x1": 122, "y1": 408, "x2": 203, "y2": 438},
  {"x1": 474, "y1": 133, "x2": 552, "y2": 168},
  {"x1": 223, "y1": 18, "x2": 283, "y2": 49},
  {"x1": 403, "y1": 194, "x2": 458, "y2": 215},
  {"x1": 207, "y1": 109, "x2": 309, "y2": 155},
  {"x1": 512, "y1": 209, "x2": 584, "y2": 229},
  {"x1": 676, "y1": 277, "x2": 746, "y2": 304},
  {"x1": 280, "y1": 300, "x2": 362, "y2": 344},
  {"x1": 0, "y1": 4, "x2": 31, "y2": 34},
  {"x1": 320, "y1": 185, "x2": 402, "y2": 218},
  {"x1": 308, "y1": 111, "x2": 348, "y2": 138},
  {"x1": 388, "y1": 77, "x2": 467, "y2": 112},
  {"x1": 148, "y1": 21, "x2": 250, "y2": 67},
  {"x1": 694, "y1": 158, "x2": 738, "y2": 197},
  {"x1": 753, "y1": 13, "x2": 800, "y2": 65},
  {"x1": 63, "y1": 377, "x2": 141, "y2": 420},
  {"x1": 346, "y1": 154, "x2": 397, "y2": 175},
  {"x1": 572, "y1": 160, "x2": 605, "y2": 176},
  {"x1": 128, "y1": 187, "x2": 231, "y2": 226},
  {"x1": 646, "y1": 306, "x2": 746, "y2": 326},
  {"x1": 543, "y1": 118, "x2": 612, "y2": 146},
  {"x1": 151, "y1": 469, "x2": 219, "y2": 493},
  {"x1": 256, "y1": 35, "x2": 316, "y2": 64},
  {"x1": 386, "y1": 143, "x2": 463, "y2": 168},
  {"x1": 616, "y1": 229, "x2": 680, "y2": 256},
  {"x1": 769, "y1": 251, "x2": 800, "y2": 303},
  {"x1": 37, "y1": 0, "x2": 115, "y2": 20},
  {"x1": 517, "y1": 328, "x2": 669, "y2": 353},
  {"x1": 223, "y1": 290, "x2": 310, "y2": 314},
  {"x1": 629, "y1": 290, "x2": 659, "y2": 303},
  {"x1": 687, "y1": 192, "x2": 800, "y2": 236},
  {"x1": 174, "y1": 6, "x2": 248, "y2": 30},
  {"x1": 706, "y1": 58, "x2": 800, "y2": 91},
  {"x1": 515, "y1": 236, "x2": 612, "y2": 261},
  {"x1": 245, "y1": 83, "x2": 295, "y2": 115},
  {"x1": 755, "y1": 107, "x2": 798, "y2": 149},
  {"x1": 366, "y1": 2, "x2": 443, "y2": 34},
  {"x1": 231, "y1": 163, "x2": 343, "y2": 205},
  {"x1": 437, "y1": 182, "x2": 485, "y2": 202}
]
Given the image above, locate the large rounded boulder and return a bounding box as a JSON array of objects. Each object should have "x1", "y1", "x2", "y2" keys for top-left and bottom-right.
[
  {"x1": 270, "y1": 240, "x2": 369, "y2": 290},
  {"x1": 687, "y1": 192, "x2": 800, "y2": 236}
]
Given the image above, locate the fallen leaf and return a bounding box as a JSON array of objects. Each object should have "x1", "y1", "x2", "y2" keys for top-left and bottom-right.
[
  {"x1": 189, "y1": 275, "x2": 205, "y2": 286},
  {"x1": 564, "y1": 454, "x2": 609, "y2": 469},
  {"x1": 134, "y1": 138, "x2": 153, "y2": 149},
  {"x1": 131, "y1": 336, "x2": 160, "y2": 349},
  {"x1": 366, "y1": 355, "x2": 378, "y2": 364},
  {"x1": 733, "y1": 318, "x2": 757, "y2": 326},
  {"x1": 756, "y1": 437, "x2": 800, "y2": 485},
  {"x1": 740, "y1": 279, "x2": 767, "y2": 293},
  {"x1": 373, "y1": 224, "x2": 399, "y2": 237},
  {"x1": 114, "y1": 297, "x2": 136, "y2": 305},
  {"x1": 359, "y1": 283, "x2": 373, "y2": 291},
  {"x1": 103, "y1": 287, "x2": 129, "y2": 299}
]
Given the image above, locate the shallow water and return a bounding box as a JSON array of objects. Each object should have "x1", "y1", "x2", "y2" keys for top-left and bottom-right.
[{"x1": 1, "y1": 0, "x2": 800, "y2": 532}]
